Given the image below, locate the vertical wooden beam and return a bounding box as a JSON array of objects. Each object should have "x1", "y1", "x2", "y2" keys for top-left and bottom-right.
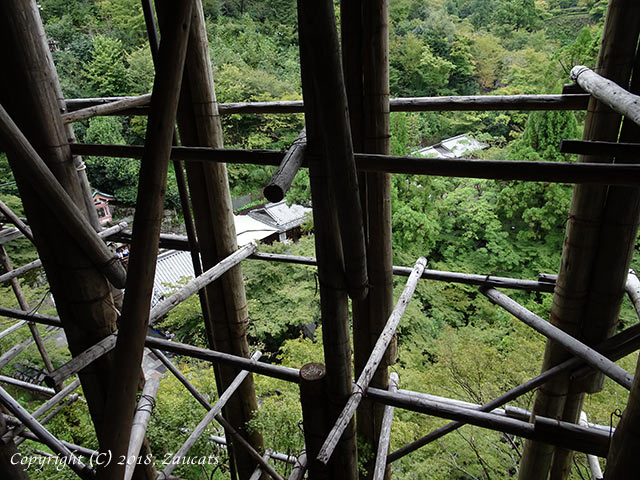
[
  {"x1": 519, "y1": 2, "x2": 640, "y2": 479},
  {"x1": 0, "y1": 0, "x2": 119, "y2": 450},
  {"x1": 159, "y1": 1, "x2": 264, "y2": 477},
  {"x1": 299, "y1": 363, "x2": 330, "y2": 480},
  {"x1": 96, "y1": 2, "x2": 193, "y2": 478},
  {"x1": 0, "y1": 414, "x2": 29, "y2": 480},
  {"x1": 297, "y1": 1, "x2": 359, "y2": 478}
]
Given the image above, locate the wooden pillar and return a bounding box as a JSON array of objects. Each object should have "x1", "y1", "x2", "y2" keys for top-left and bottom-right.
[
  {"x1": 0, "y1": 0, "x2": 120, "y2": 450},
  {"x1": 519, "y1": 2, "x2": 640, "y2": 479},
  {"x1": 159, "y1": 1, "x2": 264, "y2": 477},
  {"x1": 299, "y1": 363, "x2": 330, "y2": 480},
  {"x1": 297, "y1": 1, "x2": 359, "y2": 478},
  {"x1": 96, "y1": 1, "x2": 193, "y2": 478},
  {"x1": 0, "y1": 414, "x2": 29, "y2": 480}
]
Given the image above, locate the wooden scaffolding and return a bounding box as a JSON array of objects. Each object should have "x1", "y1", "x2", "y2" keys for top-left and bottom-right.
[{"x1": 0, "y1": 0, "x2": 640, "y2": 479}]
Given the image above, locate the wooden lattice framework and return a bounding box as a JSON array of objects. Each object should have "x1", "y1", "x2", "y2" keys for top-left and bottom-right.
[{"x1": 0, "y1": 0, "x2": 639, "y2": 479}]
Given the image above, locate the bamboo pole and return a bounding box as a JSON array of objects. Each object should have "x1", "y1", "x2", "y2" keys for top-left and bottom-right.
[
  {"x1": 0, "y1": 104, "x2": 126, "y2": 288},
  {"x1": 263, "y1": 128, "x2": 306, "y2": 203},
  {"x1": 571, "y1": 66, "x2": 640, "y2": 127},
  {"x1": 299, "y1": 363, "x2": 330, "y2": 480},
  {"x1": 387, "y1": 319, "x2": 640, "y2": 462},
  {"x1": 298, "y1": 0, "x2": 369, "y2": 301},
  {"x1": 0, "y1": 385, "x2": 94, "y2": 479},
  {"x1": 63, "y1": 93, "x2": 591, "y2": 116},
  {"x1": 97, "y1": 2, "x2": 193, "y2": 478},
  {"x1": 0, "y1": 199, "x2": 33, "y2": 242},
  {"x1": 123, "y1": 374, "x2": 161, "y2": 480},
  {"x1": 317, "y1": 258, "x2": 426, "y2": 464},
  {"x1": 161, "y1": 352, "x2": 265, "y2": 478},
  {"x1": 3, "y1": 378, "x2": 81, "y2": 442},
  {"x1": 0, "y1": 245, "x2": 57, "y2": 387},
  {"x1": 70, "y1": 143, "x2": 640, "y2": 185},
  {"x1": 481, "y1": 287, "x2": 633, "y2": 389},
  {"x1": 372, "y1": 372, "x2": 397, "y2": 480}
]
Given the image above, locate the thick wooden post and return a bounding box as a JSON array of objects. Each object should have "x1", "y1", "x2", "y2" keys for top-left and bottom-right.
[
  {"x1": 0, "y1": 414, "x2": 29, "y2": 480},
  {"x1": 97, "y1": 2, "x2": 193, "y2": 478},
  {"x1": 519, "y1": 2, "x2": 640, "y2": 479},
  {"x1": 297, "y1": 0, "x2": 359, "y2": 478},
  {"x1": 158, "y1": 1, "x2": 264, "y2": 477},
  {"x1": 299, "y1": 363, "x2": 330, "y2": 480},
  {"x1": 0, "y1": 0, "x2": 121, "y2": 451}
]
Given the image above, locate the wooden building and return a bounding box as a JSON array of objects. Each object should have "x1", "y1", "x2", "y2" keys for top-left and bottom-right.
[{"x1": 0, "y1": 0, "x2": 639, "y2": 479}]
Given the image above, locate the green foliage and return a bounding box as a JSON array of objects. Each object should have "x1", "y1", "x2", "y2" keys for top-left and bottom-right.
[{"x1": 83, "y1": 35, "x2": 129, "y2": 96}]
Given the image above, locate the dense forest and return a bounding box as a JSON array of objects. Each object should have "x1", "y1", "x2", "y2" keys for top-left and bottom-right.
[{"x1": 0, "y1": 0, "x2": 636, "y2": 479}]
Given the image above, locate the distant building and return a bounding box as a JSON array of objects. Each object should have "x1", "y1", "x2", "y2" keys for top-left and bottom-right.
[
  {"x1": 92, "y1": 190, "x2": 114, "y2": 225},
  {"x1": 247, "y1": 200, "x2": 312, "y2": 243},
  {"x1": 413, "y1": 134, "x2": 487, "y2": 158}
]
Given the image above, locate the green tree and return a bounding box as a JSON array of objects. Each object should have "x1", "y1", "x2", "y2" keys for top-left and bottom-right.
[{"x1": 83, "y1": 34, "x2": 129, "y2": 96}]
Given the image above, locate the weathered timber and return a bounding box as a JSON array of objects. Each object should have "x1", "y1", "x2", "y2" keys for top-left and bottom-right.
[
  {"x1": 387, "y1": 320, "x2": 640, "y2": 462},
  {"x1": 0, "y1": 245, "x2": 57, "y2": 387},
  {"x1": 63, "y1": 93, "x2": 591, "y2": 116},
  {"x1": 297, "y1": 0, "x2": 358, "y2": 477},
  {"x1": 70, "y1": 143, "x2": 640, "y2": 185},
  {"x1": 97, "y1": 3, "x2": 193, "y2": 477},
  {"x1": 149, "y1": 243, "x2": 257, "y2": 325},
  {"x1": 520, "y1": 2, "x2": 640, "y2": 478},
  {"x1": 481, "y1": 287, "x2": 633, "y2": 389},
  {"x1": 372, "y1": 372, "x2": 397, "y2": 480},
  {"x1": 0, "y1": 414, "x2": 29, "y2": 480},
  {"x1": 0, "y1": 374, "x2": 56, "y2": 396},
  {"x1": 248, "y1": 450, "x2": 272, "y2": 480},
  {"x1": 578, "y1": 412, "x2": 604, "y2": 480},
  {"x1": 123, "y1": 374, "x2": 161, "y2": 480},
  {"x1": 0, "y1": 104, "x2": 126, "y2": 288},
  {"x1": 15, "y1": 429, "x2": 97, "y2": 458},
  {"x1": 288, "y1": 448, "x2": 307, "y2": 480},
  {"x1": 249, "y1": 252, "x2": 556, "y2": 292},
  {"x1": 162, "y1": 352, "x2": 263, "y2": 478},
  {"x1": 264, "y1": 128, "x2": 306, "y2": 202},
  {"x1": 61, "y1": 94, "x2": 152, "y2": 124},
  {"x1": 207, "y1": 435, "x2": 297, "y2": 465},
  {"x1": 626, "y1": 270, "x2": 640, "y2": 319},
  {"x1": 0, "y1": 221, "x2": 126, "y2": 285},
  {"x1": 560, "y1": 139, "x2": 640, "y2": 156},
  {"x1": 299, "y1": 363, "x2": 330, "y2": 480},
  {"x1": 45, "y1": 334, "x2": 117, "y2": 388},
  {"x1": 0, "y1": 385, "x2": 93, "y2": 479},
  {"x1": 365, "y1": 387, "x2": 610, "y2": 458},
  {"x1": 0, "y1": 199, "x2": 33, "y2": 242},
  {"x1": 0, "y1": 307, "x2": 62, "y2": 327},
  {"x1": 571, "y1": 66, "x2": 640, "y2": 127},
  {"x1": 298, "y1": 0, "x2": 368, "y2": 301},
  {"x1": 317, "y1": 258, "x2": 426, "y2": 464},
  {"x1": 166, "y1": 1, "x2": 262, "y2": 475},
  {"x1": 3, "y1": 378, "x2": 81, "y2": 442},
  {"x1": 0, "y1": 320, "x2": 27, "y2": 340}
]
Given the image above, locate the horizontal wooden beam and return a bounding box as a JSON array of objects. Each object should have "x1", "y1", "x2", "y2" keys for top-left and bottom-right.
[
  {"x1": 63, "y1": 93, "x2": 590, "y2": 118},
  {"x1": 70, "y1": 143, "x2": 640, "y2": 186},
  {"x1": 61, "y1": 94, "x2": 151, "y2": 124},
  {"x1": 0, "y1": 374, "x2": 55, "y2": 396},
  {"x1": 560, "y1": 139, "x2": 640, "y2": 157}
]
